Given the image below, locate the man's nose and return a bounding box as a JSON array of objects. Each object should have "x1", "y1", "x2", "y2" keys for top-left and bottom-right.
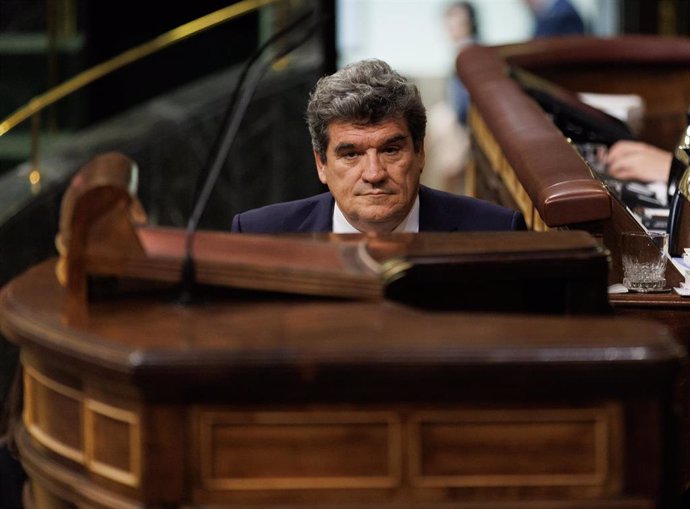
[{"x1": 361, "y1": 152, "x2": 386, "y2": 182}]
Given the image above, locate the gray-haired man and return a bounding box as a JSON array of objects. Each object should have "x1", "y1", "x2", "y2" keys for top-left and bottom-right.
[{"x1": 231, "y1": 59, "x2": 526, "y2": 234}]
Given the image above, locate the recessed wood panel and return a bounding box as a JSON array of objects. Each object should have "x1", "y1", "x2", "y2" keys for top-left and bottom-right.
[
  {"x1": 84, "y1": 399, "x2": 141, "y2": 487},
  {"x1": 198, "y1": 411, "x2": 401, "y2": 490},
  {"x1": 409, "y1": 407, "x2": 619, "y2": 490},
  {"x1": 420, "y1": 421, "x2": 597, "y2": 476},
  {"x1": 24, "y1": 366, "x2": 84, "y2": 463}
]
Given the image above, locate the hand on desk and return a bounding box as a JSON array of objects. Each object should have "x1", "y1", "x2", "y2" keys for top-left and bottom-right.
[{"x1": 607, "y1": 140, "x2": 673, "y2": 183}]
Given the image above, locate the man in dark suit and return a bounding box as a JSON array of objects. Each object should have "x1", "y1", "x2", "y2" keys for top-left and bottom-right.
[
  {"x1": 231, "y1": 59, "x2": 526, "y2": 234},
  {"x1": 523, "y1": 0, "x2": 585, "y2": 37}
]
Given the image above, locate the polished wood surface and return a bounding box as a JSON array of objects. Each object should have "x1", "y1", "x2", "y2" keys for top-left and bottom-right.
[
  {"x1": 1, "y1": 260, "x2": 686, "y2": 508},
  {"x1": 52, "y1": 151, "x2": 615, "y2": 318},
  {"x1": 457, "y1": 38, "x2": 690, "y2": 496},
  {"x1": 457, "y1": 36, "x2": 690, "y2": 334}
]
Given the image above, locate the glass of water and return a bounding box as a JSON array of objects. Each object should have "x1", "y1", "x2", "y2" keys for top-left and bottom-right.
[{"x1": 621, "y1": 231, "x2": 669, "y2": 292}]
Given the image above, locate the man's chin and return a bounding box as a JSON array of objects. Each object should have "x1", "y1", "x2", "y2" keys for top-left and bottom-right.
[
  {"x1": 357, "y1": 209, "x2": 406, "y2": 230},
  {"x1": 361, "y1": 207, "x2": 397, "y2": 221}
]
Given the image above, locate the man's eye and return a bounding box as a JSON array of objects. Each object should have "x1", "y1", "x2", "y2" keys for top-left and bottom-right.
[
  {"x1": 383, "y1": 146, "x2": 400, "y2": 155},
  {"x1": 342, "y1": 151, "x2": 358, "y2": 159}
]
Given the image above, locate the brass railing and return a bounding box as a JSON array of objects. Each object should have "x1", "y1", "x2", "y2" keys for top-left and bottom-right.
[{"x1": 0, "y1": 0, "x2": 283, "y2": 189}]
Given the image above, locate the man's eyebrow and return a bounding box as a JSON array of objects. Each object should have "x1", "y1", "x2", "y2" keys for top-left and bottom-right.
[
  {"x1": 382, "y1": 134, "x2": 407, "y2": 145},
  {"x1": 334, "y1": 134, "x2": 408, "y2": 154},
  {"x1": 334, "y1": 142, "x2": 356, "y2": 154}
]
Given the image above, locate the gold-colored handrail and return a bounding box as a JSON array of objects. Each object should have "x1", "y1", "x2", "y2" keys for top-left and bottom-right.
[
  {"x1": 0, "y1": 0, "x2": 280, "y2": 138},
  {"x1": 1, "y1": 0, "x2": 283, "y2": 192}
]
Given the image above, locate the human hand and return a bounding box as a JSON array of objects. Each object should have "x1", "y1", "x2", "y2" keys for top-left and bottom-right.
[{"x1": 606, "y1": 140, "x2": 673, "y2": 182}]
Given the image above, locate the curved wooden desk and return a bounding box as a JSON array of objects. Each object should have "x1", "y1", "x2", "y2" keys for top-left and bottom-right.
[
  {"x1": 458, "y1": 35, "x2": 690, "y2": 230},
  {"x1": 1, "y1": 260, "x2": 686, "y2": 508},
  {"x1": 457, "y1": 36, "x2": 690, "y2": 339}
]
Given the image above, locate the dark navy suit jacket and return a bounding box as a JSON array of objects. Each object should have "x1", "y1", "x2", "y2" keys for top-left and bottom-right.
[
  {"x1": 533, "y1": 0, "x2": 585, "y2": 37},
  {"x1": 231, "y1": 186, "x2": 527, "y2": 233}
]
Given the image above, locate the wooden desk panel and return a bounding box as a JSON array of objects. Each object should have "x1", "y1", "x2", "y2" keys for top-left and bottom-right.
[
  {"x1": 457, "y1": 36, "x2": 690, "y2": 342},
  {"x1": 0, "y1": 260, "x2": 685, "y2": 509}
]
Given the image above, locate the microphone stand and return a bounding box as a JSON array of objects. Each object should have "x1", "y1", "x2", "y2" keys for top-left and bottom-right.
[{"x1": 178, "y1": 10, "x2": 320, "y2": 304}]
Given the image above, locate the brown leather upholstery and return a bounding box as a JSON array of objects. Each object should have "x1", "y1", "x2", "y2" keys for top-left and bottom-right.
[{"x1": 457, "y1": 44, "x2": 611, "y2": 226}]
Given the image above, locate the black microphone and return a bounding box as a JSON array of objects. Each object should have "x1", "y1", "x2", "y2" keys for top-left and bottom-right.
[{"x1": 178, "y1": 9, "x2": 321, "y2": 304}]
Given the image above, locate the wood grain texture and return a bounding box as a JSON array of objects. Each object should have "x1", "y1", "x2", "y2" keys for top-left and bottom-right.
[{"x1": 0, "y1": 259, "x2": 685, "y2": 508}]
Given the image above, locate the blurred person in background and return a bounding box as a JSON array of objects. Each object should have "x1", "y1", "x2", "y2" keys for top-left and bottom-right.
[
  {"x1": 523, "y1": 0, "x2": 585, "y2": 37},
  {"x1": 422, "y1": 1, "x2": 478, "y2": 195},
  {"x1": 445, "y1": 1, "x2": 479, "y2": 125}
]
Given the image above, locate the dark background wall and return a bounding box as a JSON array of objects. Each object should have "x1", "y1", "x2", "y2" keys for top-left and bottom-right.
[{"x1": 80, "y1": 1, "x2": 260, "y2": 125}]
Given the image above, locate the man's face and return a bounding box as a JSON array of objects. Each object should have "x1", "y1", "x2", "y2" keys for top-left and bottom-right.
[
  {"x1": 314, "y1": 117, "x2": 425, "y2": 233},
  {"x1": 523, "y1": 0, "x2": 544, "y2": 12},
  {"x1": 446, "y1": 5, "x2": 472, "y2": 43}
]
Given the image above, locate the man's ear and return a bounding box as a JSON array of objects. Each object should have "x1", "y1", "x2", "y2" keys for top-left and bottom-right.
[
  {"x1": 314, "y1": 149, "x2": 328, "y2": 184},
  {"x1": 418, "y1": 143, "x2": 426, "y2": 175}
]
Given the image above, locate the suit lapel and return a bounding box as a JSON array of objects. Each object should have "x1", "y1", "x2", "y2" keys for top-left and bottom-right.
[
  {"x1": 296, "y1": 192, "x2": 334, "y2": 232},
  {"x1": 419, "y1": 186, "x2": 459, "y2": 232}
]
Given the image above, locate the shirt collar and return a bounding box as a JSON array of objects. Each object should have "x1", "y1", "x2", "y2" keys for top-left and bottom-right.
[{"x1": 332, "y1": 195, "x2": 420, "y2": 233}]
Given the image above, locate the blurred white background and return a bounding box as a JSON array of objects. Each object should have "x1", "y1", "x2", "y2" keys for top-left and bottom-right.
[{"x1": 337, "y1": 0, "x2": 619, "y2": 77}]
